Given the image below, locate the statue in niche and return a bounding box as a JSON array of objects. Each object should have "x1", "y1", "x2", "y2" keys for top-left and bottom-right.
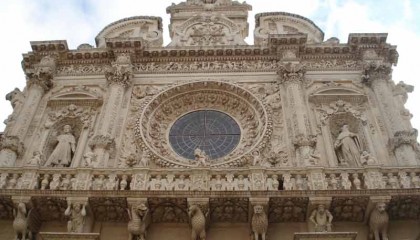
[
  {"x1": 334, "y1": 124, "x2": 362, "y2": 167},
  {"x1": 45, "y1": 125, "x2": 76, "y2": 167},
  {"x1": 309, "y1": 204, "x2": 333, "y2": 232}
]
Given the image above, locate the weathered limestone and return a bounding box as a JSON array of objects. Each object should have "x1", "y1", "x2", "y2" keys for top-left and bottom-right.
[{"x1": 0, "y1": 0, "x2": 419, "y2": 239}]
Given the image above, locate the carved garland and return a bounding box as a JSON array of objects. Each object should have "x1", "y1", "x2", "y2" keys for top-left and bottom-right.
[{"x1": 134, "y1": 81, "x2": 271, "y2": 168}]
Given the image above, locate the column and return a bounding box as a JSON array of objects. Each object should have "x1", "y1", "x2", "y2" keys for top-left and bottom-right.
[
  {"x1": 9, "y1": 55, "x2": 56, "y2": 140},
  {"x1": 363, "y1": 62, "x2": 417, "y2": 165},
  {"x1": 278, "y1": 62, "x2": 316, "y2": 166},
  {"x1": 1, "y1": 56, "x2": 55, "y2": 167},
  {"x1": 91, "y1": 53, "x2": 133, "y2": 167}
]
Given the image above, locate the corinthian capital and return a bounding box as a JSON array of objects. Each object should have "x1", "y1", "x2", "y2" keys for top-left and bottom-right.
[
  {"x1": 0, "y1": 136, "x2": 24, "y2": 156},
  {"x1": 88, "y1": 135, "x2": 115, "y2": 150},
  {"x1": 25, "y1": 55, "x2": 56, "y2": 92},
  {"x1": 277, "y1": 62, "x2": 306, "y2": 84},
  {"x1": 105, "y1": 54, "x2": 133, "y2": 88},
  {"x1": 361, "y1": 62, "x2": 392, "y2": 86}
]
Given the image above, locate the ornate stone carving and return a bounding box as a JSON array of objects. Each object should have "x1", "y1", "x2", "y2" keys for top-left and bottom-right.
[
  {"x1": 251, "y1": 205, "x2": 268, "y2": 240},
  {"x1": 25, "y1": 55, "x2": 56, "y2": 92},
  {"x1": 364, "y1": 171, "x2": 386, "y2": 189},
  {"x1": 0, "y1": 136, "x2": 24, "y2": 167},
  {"x1": 209, "y1": 198, "x2": 248, "y2": 222},
  {"x1": 268, "y1": 198, "x2": 308, "y2": 222},
  {"x1": 368, "y1": 202, "x2": 389, "y2": 240},
  {"x1": 334, "y1": 124, "x2": 362, "y2": 167},
  {"x1": 65, "y1": 200, "x2": 87, "y2": 233},
  {"x1": 88, "y1": 135, "x2": 115, "y2": 151},
  {"x1": 388, "y1": 196, "x2": 420, "y2": 220},
  {"x1": 362, "y1": 62, "x2": 392, "y2": 87},
  {"x1": 88, "y1": 197, "x2": 128, "y2": 222},
  {"x1": 13, "y1": 202, "x2": 42, "y2": 240},
  {"x1": 0, "y1": 197, "x2": 14, "y2": 219},
  {"x1": 277, "y1": 62, "x2": 306, "y2": 84},
  {"x1": 309, "y1": 204, "x2": 333, "y2": 232},
  {"x1": 45, "y1": 124, "x2": 76, "y2": 167},
  {"x1": 127, "y1": 202, "x2": 150, "y2": 240},
  {"x1": 45, "y1": 104, "x2": 96, "y2": 129},
  {"x1": 105, "y1": 54, "x2": 133, "y2": 88},
  {"x1": 188, "y1": 204, "x2": 207, "y2": 240},
  {"x1": 4, "y1": 88, "x2": 25, "y2": 131},
  {"x1": 136, "y1": 81, "x2": 270, "y2": 168},
  {"x1": 148, "y1": 198, "x2": 189, "y2": 223},
  {"x1": 330, "y1": 197, "x2": 368, "y2": 222},
  {"x1": 168, "y1": 13, "x2": 246, "y2": 47},
  {"x1": 57, "y1": 64, "x2": 106, "y2": 76}
]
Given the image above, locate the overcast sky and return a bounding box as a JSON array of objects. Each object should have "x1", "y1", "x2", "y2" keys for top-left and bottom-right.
[{"x1": 0, "y1": 0, "x2": 419, "y2": 136}]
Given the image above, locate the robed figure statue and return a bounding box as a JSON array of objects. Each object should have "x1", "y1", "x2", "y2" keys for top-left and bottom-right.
[
  {"x1": 45, "y1": 125, "x2": 76, "y2": 167},
  {"x1": 334, "y1": 124, "x2": 362, "y2": 167}
]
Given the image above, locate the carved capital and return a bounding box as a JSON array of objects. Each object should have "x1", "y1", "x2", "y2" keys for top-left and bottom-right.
[
  {"x1": 389, "y1": 129, "x2": 418, "y2": 151},
  {"x1": 277, "y1": 62, "x2": 306, "y2": 85},
  {"x1": 361, "y1": 62, "x2": 392, "y2": 86},
  {"x1": 0, "y1": 136, "x2": 24, "y2": 156},
  {"x1": 293, "y1": 134, "x2": 317, "y2": 148},
  {"x1": 88, "y1": 135, "x2": 115, "y2": 150},
  {"x1": 105, "y1": 54, "x2": 133, "y2": 88},
  {"x1": 25, "y1": 55, "x2": 56, "y2": 92}
]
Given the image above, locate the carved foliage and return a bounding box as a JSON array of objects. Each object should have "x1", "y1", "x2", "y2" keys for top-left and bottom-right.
[
  {"x1": 148, "y1": 198, "x2": 189, "y2": 223},
  {"x1": 0, "y1": 197, "x2": 14, "y2": 220},
  {"x1": 89, "y1": 197, "x2": 129, "y2": 222},
  {"x1": 330, "y1": 197, "x2": 369, "y2": 222},
  {"x1": 388, "y1": 196, "x2": 420, "y2": 220},
  {"x1": 32, "y1": 197, "x2": 67, "y2": 221},
  {"x1": 268, "y1": 197, "x2": 308, "y2": 222},
  {"x1": 136, "y1": 81, "x2": 270, "y2": 168},
  {"x1": 209, "y1": 198, "x2": 248, "y2": 222}
]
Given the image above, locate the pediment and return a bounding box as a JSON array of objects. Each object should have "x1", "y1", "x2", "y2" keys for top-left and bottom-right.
[
  {"x1": 95, "y1": 16, "x2": 163, "y2": 48},
  {"x1": 309, "y1": 87, "x2": 366, "y2": 105},
  {"x1": 314, "y1": 88, "x2": 362, "y2": 96},
  {"x1": 48, "y1": 89, "x2": 103, "y2": 108}
]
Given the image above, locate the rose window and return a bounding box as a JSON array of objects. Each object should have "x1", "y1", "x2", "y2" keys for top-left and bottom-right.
[{"x1": 169, "y1": 110, "x2": 241, "y2": 160}]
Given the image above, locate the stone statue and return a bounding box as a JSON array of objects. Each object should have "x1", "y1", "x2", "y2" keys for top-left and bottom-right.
[
  {"x1": 188, "y1": 205, "x2": 206, "y2": 240},
  {"x1": 13, "y1": 202, "x2": 31, "y2": 240},
  {"x1": 4, "y1": 88, "x2": 25, "y2": 129},
  {"x1": 127, "y1": 203, "x2": 151, "y2": 240},
  {"x1": 194, "y1": 148, "x2": 209, "y2": 166},
  {"x1": 360, "y1": 151, "x2": 376, "y2": 165},
  {"x1": 368, "y1": 203, "x2": 389, "y2": 240},
  {"x1": 27, "y1": 151, "x2": 44, "y2": 166},
  {"x1": 309, "y1": 204, "x2": 333, "y2": 232},
  {"x1": 45, "y1": 125, "x2": 76, "y2": 167},
  {"x1": 334, "y1": 124, "x2": 362, "y2": 167},
  {"x1": 65, "y1": 201, "x2": 86, "y2": 233},
  {"x1": 83, "y1": 151, "x2": 97, "y2": 167},
  {"x1": 251, "y1": 205, "x2": 268, "y2": 240}
]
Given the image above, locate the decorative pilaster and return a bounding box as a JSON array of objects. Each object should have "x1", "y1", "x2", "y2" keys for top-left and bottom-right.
[
  {"x1": 9, "y1": 55, "x2": 56, "y2": 140},
  {"x1": 363, "y1": 62, "x2": 418, "y2": 165},
  {"x1": 0, "y1": 136, "x2": 24, "y2": 167},
  {"x1": 97, "y1": 53, "x2": 133, "y2": 136},
  {"x1": 278, "y1": 63, "x2": 315, "y2": 166}
]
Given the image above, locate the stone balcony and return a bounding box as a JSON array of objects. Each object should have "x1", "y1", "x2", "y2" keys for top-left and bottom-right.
[{"x1": 0, "y1": 166, "x2": 419, "y2": 228}]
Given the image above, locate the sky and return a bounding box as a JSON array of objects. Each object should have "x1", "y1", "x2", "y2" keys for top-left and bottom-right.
[{"x1": 0, "y1": 0, "x2": 419, "y2": 137}]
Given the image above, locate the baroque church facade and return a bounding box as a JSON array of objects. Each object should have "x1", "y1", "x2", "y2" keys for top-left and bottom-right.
[{"x1": 1, "y1": 0, "x2": 420, "y2": 239}]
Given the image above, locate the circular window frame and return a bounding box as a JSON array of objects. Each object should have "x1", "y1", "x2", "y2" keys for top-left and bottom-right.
[{"x1": 168, "y1": 109, "x2": 242, "y2": 161}]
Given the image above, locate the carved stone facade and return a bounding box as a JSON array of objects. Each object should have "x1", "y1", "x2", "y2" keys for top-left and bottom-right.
[{"x1": 0, "y1": 1, "x2": 419, "y2": 240}]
